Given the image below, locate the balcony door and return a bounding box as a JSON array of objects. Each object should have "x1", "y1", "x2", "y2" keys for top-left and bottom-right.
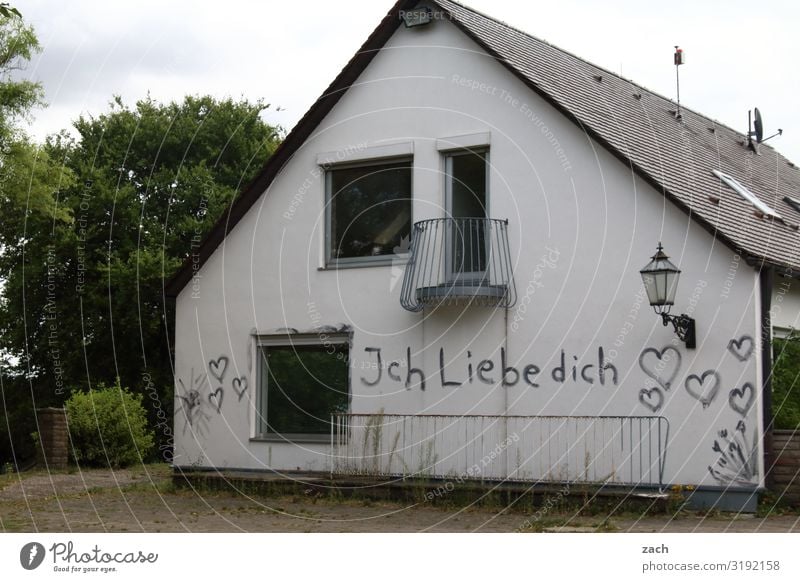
[{"x1": 445, "y1": 149, "x2": 488, "y2": 284}]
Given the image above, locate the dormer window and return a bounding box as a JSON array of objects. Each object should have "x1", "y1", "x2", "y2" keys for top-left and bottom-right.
[{"x1": 712, "y1": 169, "x2": 780, "y2": 218}]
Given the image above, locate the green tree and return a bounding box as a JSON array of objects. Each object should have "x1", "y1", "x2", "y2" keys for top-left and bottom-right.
[
  {"x1": 1, "y1": 91, "x2": 282, "y2": 464},
  {"x1": 0, "y1": 4, "x2": 21, "y2": 19},
  {"x1": 0, "y1": 10, "x2": 74, "y2": 466}
]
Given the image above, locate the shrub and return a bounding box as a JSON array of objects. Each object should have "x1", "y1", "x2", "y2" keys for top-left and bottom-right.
[
  {"x1": 66, "y1": 381, "x2": 154, "y2": 468},
  {"x1": 772, "y1": 338, "x2": 800, "y2": 430}
]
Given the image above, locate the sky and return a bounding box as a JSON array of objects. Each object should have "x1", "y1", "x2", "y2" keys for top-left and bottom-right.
[{"x1": 12, "y1": 0, "x2": 800, "y2": 163}]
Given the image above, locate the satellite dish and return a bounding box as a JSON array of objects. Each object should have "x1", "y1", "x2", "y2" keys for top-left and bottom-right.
[
  {"x1": 753, "y1": 107, "x2": 764, "y2": 143},
  {"x1": 746, "y1": 107, "x2": 783, "y2": 148}
]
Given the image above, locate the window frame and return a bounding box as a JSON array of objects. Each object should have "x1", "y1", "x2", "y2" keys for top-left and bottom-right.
[
  {"x1": 253, "y1": 333, "x2": 351, "y2": 443},
  {"x1": 324, "y1": 156, "x2": 414, "y2": 269},
  {"x1": 444, "y1": 147, "x2": 490, "y2": 219},
  {"x1": 443, "y1": 147, "x2": 490, "y2": 282}
]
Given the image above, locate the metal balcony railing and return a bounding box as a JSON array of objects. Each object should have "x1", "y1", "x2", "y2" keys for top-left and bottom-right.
[
  {"x1": 400, "y1": 218, "x2": 516, "y2": 311},
  {"x1": 330, "y1": 414, "x2": 670, "y2": 489}
]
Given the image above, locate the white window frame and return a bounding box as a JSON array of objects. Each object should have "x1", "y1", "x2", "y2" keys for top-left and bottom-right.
[
  {"x1": 253, "y1": 333, "x2": 350, "y2": 443},
  {"x1": 444, "y1": 147, "x2": 490, "y2": 282}
]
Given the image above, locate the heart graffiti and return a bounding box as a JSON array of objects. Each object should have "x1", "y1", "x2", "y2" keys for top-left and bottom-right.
[
  {"x1": 638, "y1": 346, "x2": 682, "y2": 391},
  {"x1": 208, "y1": 356, "x2": 229, "y2": 383},
  {"x1": 727, "y1": 336, "x2": 754, "y2": 362},
  {"x1": 209, "y1": 387, "x2": 224, "y2": 413},
  {"x1": 684, "y1": 370, "x2": 720, "y2": 409},
  {"x1": 639, "y1": 387, "x2": 664, "y2": 413},
  {"x1": 729, "y1": 383, "x2": 755, "y2": 417},
  {"x1": 232, "y1": 377, "x2": 248, "y2": 401}
]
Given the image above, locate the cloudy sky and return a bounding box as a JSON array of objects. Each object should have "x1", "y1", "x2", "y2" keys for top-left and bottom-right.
[{"x1": 13, "y1": 0, "x2": 800, "y2": 162}]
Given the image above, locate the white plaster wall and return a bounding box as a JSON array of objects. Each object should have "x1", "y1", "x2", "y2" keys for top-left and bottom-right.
[{"x1": 174, "y1": 18, "x2": 763, "y2": 487}]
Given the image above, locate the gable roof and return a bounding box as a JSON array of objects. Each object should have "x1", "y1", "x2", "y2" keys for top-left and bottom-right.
[{"x1": 165, "y1": 0, "x2": 800, "y2": 297}]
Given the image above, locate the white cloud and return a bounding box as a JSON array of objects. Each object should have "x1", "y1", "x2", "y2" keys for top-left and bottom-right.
[{"x1": 11, "y1": 0, "x2": 800, "y2": 162}]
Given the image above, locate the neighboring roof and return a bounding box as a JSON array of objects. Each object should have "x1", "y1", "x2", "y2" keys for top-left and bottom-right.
[{"x1": 166, "y1": 0, "x2": 800, "y2": 296}]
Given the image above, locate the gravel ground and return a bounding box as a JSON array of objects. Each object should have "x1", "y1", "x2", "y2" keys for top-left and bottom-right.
[{"x1": 1, "y1": 466, "x2": 798, "y2": 533}]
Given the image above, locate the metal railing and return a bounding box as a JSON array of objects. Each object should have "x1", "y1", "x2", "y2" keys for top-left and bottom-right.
[
  {"x1": 400, "y1": 218, "x2": 516, "y2": 311},
  {"x1": 331, "y1": 414, "x2": 669, "y2": 489}
]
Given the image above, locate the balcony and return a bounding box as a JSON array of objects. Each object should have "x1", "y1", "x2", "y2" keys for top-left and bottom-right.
[{"x1": 400, "y1": 217, "x2": 516, "y2": 311}]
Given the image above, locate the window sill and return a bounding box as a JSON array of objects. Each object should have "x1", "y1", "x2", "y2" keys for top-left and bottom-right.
[
  {"x1": 251, "y1": 434, "x2": 331, "y2": 444},
  {"x1": 319, "y1": 258, "x2": 408, "y2": 271}
]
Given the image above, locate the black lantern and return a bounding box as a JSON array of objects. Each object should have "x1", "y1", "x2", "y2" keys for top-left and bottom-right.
[{"x1": 640, "y1": 242, "x2": 696, "y2": 349}]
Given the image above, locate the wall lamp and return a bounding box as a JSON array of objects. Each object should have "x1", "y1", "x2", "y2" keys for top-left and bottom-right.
[{"x1": 639, "y1": 242, "x2": 696, "y2": 349}]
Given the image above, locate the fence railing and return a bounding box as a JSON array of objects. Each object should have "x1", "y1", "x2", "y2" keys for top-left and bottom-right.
[
  {"x1": 400, "y1": 218, "x2": 516, "y2": 311},
  {"x1": 331, "y1": 414, "x2": 669, "y2": 489}
]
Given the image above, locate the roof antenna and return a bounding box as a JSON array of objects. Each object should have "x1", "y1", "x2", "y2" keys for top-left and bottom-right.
[{"x1": 674, "y1": 46, "x2": 685, "y2": 120}]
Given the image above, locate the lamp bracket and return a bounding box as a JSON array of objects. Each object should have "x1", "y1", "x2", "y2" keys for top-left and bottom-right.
[{"x1": 660, "y1": 312, "x2": 696, "y2": 349}]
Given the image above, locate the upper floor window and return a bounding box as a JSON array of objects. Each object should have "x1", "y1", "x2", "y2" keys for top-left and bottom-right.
[
  {"x1": 326, "y1": 158, "x2": 412, "y2": 266},
  {"x1": 445, "y1": 148, "x2": 489, "y2": 278}
]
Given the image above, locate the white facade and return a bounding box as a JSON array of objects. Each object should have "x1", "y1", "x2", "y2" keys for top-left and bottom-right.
[{"x1": 173, "y1": 18, "x2": 764, "y2": 490}]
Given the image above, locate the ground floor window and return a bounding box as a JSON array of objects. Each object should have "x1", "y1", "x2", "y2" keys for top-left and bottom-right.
[{"x1": 257, "y1": 336, "x2": 349, "y2": 441}]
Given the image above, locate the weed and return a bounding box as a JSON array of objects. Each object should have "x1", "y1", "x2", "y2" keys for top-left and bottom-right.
[{"x1": 361, "y1": 410, "x2": 385, "y2": 475}]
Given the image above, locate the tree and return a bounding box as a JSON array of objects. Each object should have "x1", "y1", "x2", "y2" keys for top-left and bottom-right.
[
  {"x1": 1, "y1": 91, "x2": 282, "y2": 464},
  {"x1": 0, "y1": 10, "x2": 75, "y2": 466},
  {"x1": 0, "y1": 9, "x2": 39, "y2": 135},
  {"x1": 0, "y1": 4, "x2": 21, "y2": 19}
]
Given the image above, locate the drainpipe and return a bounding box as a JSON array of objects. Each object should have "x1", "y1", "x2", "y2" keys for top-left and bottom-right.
[
  {"x1": 503, "y1": 305, "x2": 510, "y2": 478},
  {"x1": 759, "y1": 267, "x2": 774, "y2": 489}
]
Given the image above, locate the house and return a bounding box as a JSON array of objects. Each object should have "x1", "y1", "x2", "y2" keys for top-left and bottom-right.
[{"x1": 165, "y1": 0, "x2": 800, "y2": 511}]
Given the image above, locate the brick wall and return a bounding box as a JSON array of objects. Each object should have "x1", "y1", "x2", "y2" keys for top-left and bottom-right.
[
  {"x1": 771, "y1": 429, "x2": 800, "y2": 506},
  {"x1": 36, "y1": 407, "x2": 69, "y2": 469}
]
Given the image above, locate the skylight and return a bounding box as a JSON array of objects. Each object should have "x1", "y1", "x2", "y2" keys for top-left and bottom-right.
[
  {"x1": 712, "y1": 169, "x2": 781, "y2": 218},
  {"x1": 784, "y1": 195, "x2": 800, "y2": 215}
]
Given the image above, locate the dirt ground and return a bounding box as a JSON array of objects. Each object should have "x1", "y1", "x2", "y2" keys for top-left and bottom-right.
[{"x1": 1, "y1": 465, "x2": 798, "y2": 533}]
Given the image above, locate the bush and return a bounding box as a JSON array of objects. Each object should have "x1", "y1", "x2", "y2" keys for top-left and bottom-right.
[
  {"x1": 772, "y1": 338, "x2": 800, "y2": 430},
  {"x1": 66, "y1": 381, "x2": 154, "y2": 468}
]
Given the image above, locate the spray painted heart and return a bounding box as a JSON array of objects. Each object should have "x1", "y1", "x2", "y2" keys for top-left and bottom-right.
[
  {"x1": 638, "y1": 346, "x2": 682, "y2": 391},
  {"x1": 729, "y1": 383, "x2": 755, "y2": 417},
  {"x1": 208, "y1": 387, "x2": 224, "y2": 413},
  {"x1": 639, "y1": 387, "x2": 664, "y2": 413},
  {"x1": 232, "y1": 376, "x2": 248, "y2": 401},
  {"x1": 684, "y1": 370, "x2": 720, "y2": 409},
  {"x1": 208, "y1": 356, "x2": 229, "y2": 382},
  {"x1": 727, "y1": 336, "x2": 754, "y2": 362}
]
